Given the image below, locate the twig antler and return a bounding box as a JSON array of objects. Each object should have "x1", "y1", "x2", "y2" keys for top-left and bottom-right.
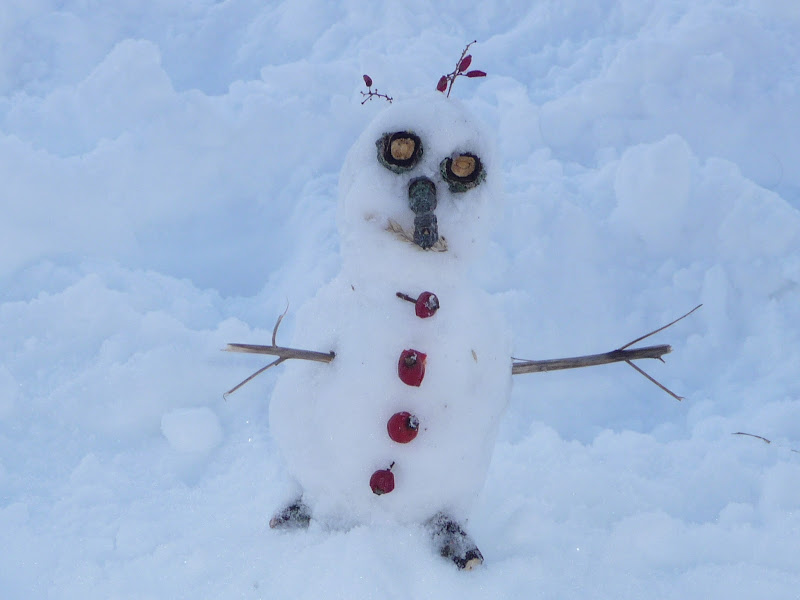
[{"x1": 224, "y1": 305, "x2": 700, "y2": 400}]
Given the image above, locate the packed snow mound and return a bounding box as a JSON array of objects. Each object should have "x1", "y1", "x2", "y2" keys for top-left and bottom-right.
[
  {"x1": 161, "y1": 407, "x2": 223, "y2": 454},
  {"x1": 270, "y1": 96, "x2": 512, "y2": 527},
  {"x1": 270, "y1": 277, "x2": 511, "y2": 526},
  {"x1": 1, "y1": 0, "x2": 800, "y2": 597},
  {"x1": 613, "y1": 134, "x2": 693, "y2": 251}
]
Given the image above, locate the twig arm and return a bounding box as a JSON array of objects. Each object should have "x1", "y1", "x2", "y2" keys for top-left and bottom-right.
[
  {"x1": 225, "y1": 343, "x2": 335, "y2": 363},
  {"x1": 222, "y1": 310, "x2": 335, "y2": 398},
  {"x1": 511, "y1": 344, "x2": 671, "y2": 374}
]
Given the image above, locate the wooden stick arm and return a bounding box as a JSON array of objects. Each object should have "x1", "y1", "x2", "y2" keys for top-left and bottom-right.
[
  {"x1": 225, "y1": 343, "x2": 335, "y2": 363},
  {"x1": 223, "y1": 340, "x2": 679, "y2": 399},
  {"x1": 224, "y1": 342, "x2": 671, "y2": 374},
  {"x1": 223, "y1": 305, "x2": 698, "y2": 400},
  {"x1": 511, "y1": 344, "x2": 671, "y2": 374}
]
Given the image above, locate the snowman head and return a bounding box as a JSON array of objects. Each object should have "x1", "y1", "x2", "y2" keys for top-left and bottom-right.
[{"x1": 337, "y1": 94, "x2": 501, "y2": 281}]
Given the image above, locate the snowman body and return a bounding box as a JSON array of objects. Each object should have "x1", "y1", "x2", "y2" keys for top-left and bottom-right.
[{"x1": 269, "y1": 94, "x2": 511, "y2": 526}]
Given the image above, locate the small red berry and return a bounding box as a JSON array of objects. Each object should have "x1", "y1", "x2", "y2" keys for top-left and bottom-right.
[
  {"x1": 363, "y1": 74, "x2": 373, "y2": 87},
  {"x1": 398, "y1": 349, "x2": 427, "y2": 387},
  {"x1": 459, "y1": 55, "x2": 472, "y2": 72},
  {"x1": 370, "y1": 467, "x2": 395, "y2": 495},
  {"x1": 436, "y1": 76, "x2": 448, "y2": 92},
  {"x1": 415, "y1": 292, "x2": 439, "y2": 318},
  {"x1": 387, "y1": 412, "x2": 420, "y2": 443},
  {"x1": 466, "y1": 70, "x2": 487, "y2": 78}
]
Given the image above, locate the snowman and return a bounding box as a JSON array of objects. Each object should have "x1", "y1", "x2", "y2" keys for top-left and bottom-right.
[{"x1": 267, "y1": 93, "x2": 512, "y2": 570}]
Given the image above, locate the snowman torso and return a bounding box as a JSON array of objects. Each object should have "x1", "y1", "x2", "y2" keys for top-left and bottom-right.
[{"x1": 269, "y1": 95, "x2": 511, "y2": 526}]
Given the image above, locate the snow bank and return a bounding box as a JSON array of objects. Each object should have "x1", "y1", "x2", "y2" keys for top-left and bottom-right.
[{"x1": 1, "y1": 0, "x2": 799, "y2": 598}]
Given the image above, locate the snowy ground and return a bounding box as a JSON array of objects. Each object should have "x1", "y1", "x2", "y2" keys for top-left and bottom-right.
[{"x1": 2, "y1": 1, "x2": 800, "y2": 598}]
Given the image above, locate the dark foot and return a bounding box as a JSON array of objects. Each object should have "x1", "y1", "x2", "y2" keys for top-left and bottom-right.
[
  {"x1": 425, "y1": 512, "x2": 484, "y2": 570},
  {"x1": 269, "y1": 499, "x2": 311, "y2": 530}
]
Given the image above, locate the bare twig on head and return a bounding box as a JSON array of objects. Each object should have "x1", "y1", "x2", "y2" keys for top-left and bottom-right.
[{"x1": 360, "y1": 74, "x2": 393, "y2": 104}]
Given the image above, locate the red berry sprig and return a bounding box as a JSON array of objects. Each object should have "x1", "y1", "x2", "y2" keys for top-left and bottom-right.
[
  {"x1": 436, "y1": 40, "x2": 487, "y2": 98},
  {"x1": 360, "y1": 74, "x2": 393, "y2": 104}
]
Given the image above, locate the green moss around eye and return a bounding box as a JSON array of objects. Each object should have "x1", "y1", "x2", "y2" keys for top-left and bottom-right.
[{"x1": 440, "y1": 153, "x2": 485, "y2": 193}]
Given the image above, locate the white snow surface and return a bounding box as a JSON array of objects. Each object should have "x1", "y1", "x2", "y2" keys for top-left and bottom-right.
[{"x1": 2, "y1": 1, "x2": 800, "y2": 598}]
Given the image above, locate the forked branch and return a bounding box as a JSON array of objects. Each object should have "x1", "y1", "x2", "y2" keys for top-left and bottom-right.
[
  {"x1": 510, "y1": 344, "x2": 671, "y2": 374},
  {"x1": 511, "y1": 304, "x2": 701, "y2": 400},
  {"x1": 223, "y1": 306, "x2": 335, "y2": 398}
]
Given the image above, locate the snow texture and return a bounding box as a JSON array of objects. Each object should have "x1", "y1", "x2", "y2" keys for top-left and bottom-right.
[{"x1": 1, "y1": 1, "x2": 800, "y2": 598}]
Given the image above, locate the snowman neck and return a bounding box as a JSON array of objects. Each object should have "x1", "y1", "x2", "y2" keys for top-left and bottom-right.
[{"x1": 340, "y1": 239, "x2": 469, "y2": 289}]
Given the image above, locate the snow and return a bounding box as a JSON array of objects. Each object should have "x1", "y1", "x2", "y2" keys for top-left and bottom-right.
[
  {"x1": 161, "y1": 407, "x2": 223, "y2": 454},
  {"x1": 1, "y1": 0, "x2": 799, "y2": 597}
]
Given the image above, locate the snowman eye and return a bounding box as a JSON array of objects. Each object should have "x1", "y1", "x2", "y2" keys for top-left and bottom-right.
[
  {"x1": 440, "y1": 153, "x2": 485, "y2": 193},
  {"x1": 376, "y1": 132, "x2": 423, "y2": 173}
]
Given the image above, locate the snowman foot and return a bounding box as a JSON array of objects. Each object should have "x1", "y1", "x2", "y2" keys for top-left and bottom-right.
[
  {"x1": 269, "y1": 499, "x2": 311, "y2": 530},
  {"x1": 426, "y1": 512, "x2": 484, "y2": 570}
]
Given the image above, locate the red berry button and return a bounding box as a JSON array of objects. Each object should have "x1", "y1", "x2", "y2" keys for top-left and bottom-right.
[
  {"x1": 398, "y1": 349, "x2": 426, "y2": 387},
  {"x1": 387, "y1": 412, "x2": 420, "y2": 443},
  {"x1": 370, "y1": 468, "x2": 395, "y2": 495},
  {"x1": 396, "y1": 291, "x2": 440, "y2": 318},
  {"x1": 415, "y1": 292, "x2": 439, "y2": 318}
]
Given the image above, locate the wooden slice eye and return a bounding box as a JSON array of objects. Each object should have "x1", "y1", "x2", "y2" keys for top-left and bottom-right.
[
  {"x1": 390, "y1": 137, "x2": 416, "y2": 161},
  {"x1": 440, "y1": 152, "x2": 485, "y2": 192},
  {"x1": 450, "y1": 155, "x2": 476, "y2": 178},
  {"x1": 376, "y1": 131, "x2": 423, "y2": 173}
]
